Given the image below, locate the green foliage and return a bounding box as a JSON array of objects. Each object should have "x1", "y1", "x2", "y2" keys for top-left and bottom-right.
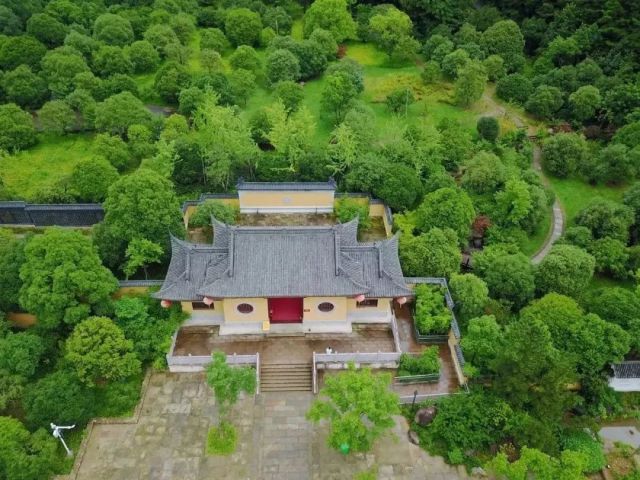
[
  {"x1": 303, "y1": 0, "x2": 356, "y2": 43},
  {"x1": 0, "y1": 416, "x2": 57, "y2": 480},
  {"x1": 415, "y1": 187, "x2": 475, "y2": 243},
  {"x1": 229, "y1": 45, "x2": 262, "y2": 74},
  {"x1": 421, "y1": 61, "x2": 441, "y2": 84},
  {"x1": 535, "y1": 244, "x2": 595, "y2": 297},
  {"x1": 575, "y1": 198, "x2": 633, "y2": 242},
  {"x1": 153, "y1": 61, "x2": 191, "y2": 103},
  {"x1": 65, "y1": 316, "x2": 141, "y2": 387},
  {"x1": 124, "y1": 239, "x2": 163, "y2": 280},
  {"x1": 206, "y1": 422, "x2": 237, "y2": 455},
  {"x1": 26, "y1": 13, "x2": 67, "y2": 48},
  {"x1": 399, "y1": 228, "x2": 461, "y2": 278},
  {"x1": 476, "y1": 116, "x2": 499, "y2": 141},
  {"x1": 541, "y1": 133, "x2": 589, "y2": 178},
  {"x1": 200, "y1": 28, "x2": 229, "y2": 53},
  {"x1": 274, "y1": 81, "x2": 304, "y2": 113},
  {"x1": 41, "y1": 49, "x2": 90, "y2": 97},
  {"x1": 307, "y1": 364, "x2": 398, "y2": 453},
  {"x1": 588, "y1": 237, "x2": 629, "y2": 279},
  {"x1": 487, "y1": 446, "x2": 588, "y2": 480},
  {"x1": 95, "y1": 92, "x2": 152, "y2": 136},
  {"x1": 69, "y1": 157, "x2": 119, "y2": 202},
  {"x1": 19, "y1": 228, "x2": 118, "y2": 330},
  {"x1": 93, "y1": 13, "x2": 134, "y2": 47},
  {"x1": 127, "y1": 40, "x2": 160, "y2": 73},
  {"x1": 525, "y1": 85, "x2": 564, "y2": 119},
  {"x1": 461, "y1": 151, "x2": 506, "y2": 194},
  {"x1": 335, "y1": 199, "x2": 371, "y2": 230},
  {"x1": 413, "y1": 284, "x2": 451, "y2": 335},
  {"x1": 569, "y1": 85, "x2": 601, "y2": 122},
  {"x1": 266, "y1": 48, "x2": 300, "y2": 84},
  {"x1": 398, "y1": 347, "x2": 440, "y2": 376},
  {"x1": 368, "y1": 6, "x2": 418, "y2": 63},
  {"x1": 0, "y1": 103, "x2": 37, "y2": 152},
  {"x1": 206, "y1": 351, "x2": 256, "y2": 419},
  {"x1": 449, "y1": 273, "x2": 489, "y2": 321},
  {"x1": 24, "y1": 369, "x2": 95, "y2": 429},
  {"x1": 460, "y1": 315, "x2": 503, "y2": 375},
  {"x1": 189, "y1": 200, "x2": 239, "y2": 229},
  {"x1": 0, "y1": 230, "x2": 25, "y2": 312},
  {"x1": 583, "y1": 287, "x2": 640, "y2": 352},
  {"x1": 480, "y1": 20, "x2": 524, "y2": 72},
  {"x1": 496, "y1": 73, "x2": 533, "y2": 104},
  {"x1": 483, "y1": 54, "x2": 506, "y2": 82},
  {"x1": 225, "y1": 8, "x2": 262, "y2": 47},
  {"x1": 1, "y1": 66, "x2": 47, "y2": 109},
  {"x1": 562, "y1": 431, "x2": 605, "y2": 473},
  {"x1": 386, "y1": 87, "x2": 415, "y2": 115},
  {"x1": 0, "y1": 332, "x2": 44, "y2": 379},
  {"x1": 93, "y1": 133, "x2": 129, "y2": 171}
]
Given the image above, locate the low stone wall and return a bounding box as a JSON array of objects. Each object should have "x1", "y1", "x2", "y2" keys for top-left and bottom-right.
[{"x1": 0, "y1": 202, "x2": 103, "y2": 226}]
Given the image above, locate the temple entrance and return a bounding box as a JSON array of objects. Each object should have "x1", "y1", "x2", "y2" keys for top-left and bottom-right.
[{"x1": 268, "y1": 298, "x2": 303, "y2": 323}]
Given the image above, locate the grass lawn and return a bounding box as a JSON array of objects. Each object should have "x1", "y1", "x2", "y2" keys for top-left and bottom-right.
[
  {"x1": 520, "y1": 205, "x2": 552, "y2": 256},
  {"x1": 547, "y1": 176, "x2": 627, "y2": 225},
  {"x1": 0, "y1": 133, "x2": 95, "y2": 201}
]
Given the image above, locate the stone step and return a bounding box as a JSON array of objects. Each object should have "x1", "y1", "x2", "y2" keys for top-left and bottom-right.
[
  {"x1": 261, "y1": 364, "x2": 312, "y2": 370},
  {"x1": 260, "y1": 363, "x2": 313, "y2": 392}
]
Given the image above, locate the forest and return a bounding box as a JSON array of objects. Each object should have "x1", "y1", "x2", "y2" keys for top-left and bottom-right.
[{"x1": 0, "y1": 0, "x2": 640, "y2": 478}]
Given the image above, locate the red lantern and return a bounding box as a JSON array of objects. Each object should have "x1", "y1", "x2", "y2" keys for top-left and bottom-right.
[
  {"x1": 355, "y1": 294, "x2": 366, "y2": 303},
  {"x1": 161, "y1": 300, "x2": 172, "y2": 308},
  {"x1": 203, "y1": 296, "x2": 214, "y2": 306},
  {"x1": 396, "y1": 296, "x2": 407, "y2": 305}
]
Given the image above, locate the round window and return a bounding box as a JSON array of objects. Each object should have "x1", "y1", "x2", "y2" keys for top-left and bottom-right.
[
  {"x1": 237, "y1": 303, "x2": 254, "y2": 314},
  {"x1": 318, "y1": 302, "x2": 335, "y2": 312}
]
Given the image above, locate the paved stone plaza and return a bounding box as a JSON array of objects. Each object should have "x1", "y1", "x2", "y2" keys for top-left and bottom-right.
[{"x1": 74, "y1": 372, "x2": 470, "y2": 480}]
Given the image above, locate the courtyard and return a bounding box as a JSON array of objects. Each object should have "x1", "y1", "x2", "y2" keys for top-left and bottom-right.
[{"x1": 71, "y1": 372, "x2": 473, "y2": 480}]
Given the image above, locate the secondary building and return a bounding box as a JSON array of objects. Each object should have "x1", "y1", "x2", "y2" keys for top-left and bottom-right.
[{"x1": 154, "y1": 218, "x2": 412, "y2": 334}]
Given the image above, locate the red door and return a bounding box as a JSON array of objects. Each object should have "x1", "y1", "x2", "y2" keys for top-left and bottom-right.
[{"x1": 268, "y1": 298, "x2": 303, "y2": 323}]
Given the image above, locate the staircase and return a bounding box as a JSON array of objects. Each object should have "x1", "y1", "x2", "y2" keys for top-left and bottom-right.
[{"x1": 260, "y1": 363, "x2": 313, "y2": 392}]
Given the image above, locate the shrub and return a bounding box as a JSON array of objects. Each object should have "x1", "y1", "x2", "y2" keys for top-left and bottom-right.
[
  {"x1": 188, "y1": 201, "x2": 239, "y2": 228},
  {"x1": 206, "y1": 422, "x2": 237, "y2": 455},
  {"x1": 398, "y1": 347, "x2": 440, "y2": 376},
  {"x1": 562, "y1": 431, "x2": 606, "y2": 473},
  {"x1": 334, "y1": 198, "x2": 371, "y2": 230},
  {"x1": 414, "y1": 285, "x2": 451, "y2": 335},
  {"x1": 386, "y1": 87, "x2": 415, "y2": 115},
  {"x1": 476, "y1": 116, "x2": 500, "y2": 141}
]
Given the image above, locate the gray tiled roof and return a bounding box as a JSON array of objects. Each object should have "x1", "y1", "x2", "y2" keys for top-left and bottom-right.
[
  {"x1": 236, "y1": 178, "x2": 337, "y2": 191},
  {"x1": 154, "y1": 218, "x2": 411, "y2": 300}
]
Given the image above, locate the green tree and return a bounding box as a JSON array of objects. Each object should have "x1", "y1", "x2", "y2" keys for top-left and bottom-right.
[
  {"x1": 0, "y1": 103, "x2": 36, "y2": 152},
  {"x1": 0, "y1": 230, "x2": 26, "y2": 312},
  {"x1": 309, "y1": 28, "x2": 337, "y2": 59},
  {"x1": 487, "y1": 447, "x2": 588, "y2": 480},
  {"x1": 143, "y1": 24, "x2": 179, "y2": 56},
  {"x1": 480, "y1": 20, "x2": 524, "y2": 72},
  {"x1": 575, "y1": 198, "x2": 634, "y2": 242},
  {"x1": 368, "y1": 7, "x2": 418, "y2": 63},
  {"x1": 386, "y1": 87, "x2": 415, "y2": 115},
  {"x1": 38, "y1": 100, "x2": 75, "y2": 135},
  {"x1": 200, "y1": 28, "x2": 229, "y2": 52},
  {"x1": 126, "y1": 40, "x2": 160, "y2": 73},
  {"x1": 229, "y1": 45, "x2": 262, "y2": 74},
  {"x1": 535, "y1": 244, "x2": 595, "y2": 297},
  {"x1": 206, "y1": 351, "x2": 256, "y2": 419},
  {"x1": 263, "y1": 6, "x2": 293, "y2": 35},
  {"x1": 93, "y1": 45, "x2": 133, "y2": 76},
  {"x1": 93, "y1": 13, "x2": 134, "y2": 46},
  {"x1": 274, "y1": 81, "x2": 304, "y2": 113},
  {"x1": 225, "y1": 8, "x2": 262, "y2": 46},
  {"x1": 153, "y1": 61, "x2": 191, "y2": 103},
  {"x1": 303, "y1": 0, "x2": 356, "y2": 43},
  {"x1": 94, "y1": 92, "x2": 153, "y2": 136},
  {"x1": 229, "y1": 69, "x2": 257, "y2": 107},
  {"x1": 0, "y1": 416, "x2": 57, "y2": 480},
  {"x1": 495, "y1": 73, "x2": 533, "y2": 104},
  {"x1": 321, "y1": 71, "x2": 359, "y2": 122},
  {"x1": 454, "y1": 59, "x2": 487, "y2": 107},
  {"x1": 26, "y1": 13, "x2": 67, "y2": 47},
  {"x1": 266, "y1": 48, "x2": 300, "y2": 84},
  {"x1": 476, "y1": 116, "x2": 499, "y2": 141},
  {"x1": 569, "y1": 85, "x2": 601, "y2": 123},
  {"x1": 461, "y1": 151, "x2": 506, "y2": 194},
  {"x1": 69, "y1": 157, "x2": 119, "y2": 202},
  {"x1": 0, "y1": 35, "x2": 47, "y2": 71},
  {"x1": 307, "y1": 364, "x2": 398, "y2": 453},
  {"x1": 334, "y1": 198, "x2": 371, "y2": 230},
  {"x1": 1, "y1": 66, "x2": 48, "y2": 109},
  {"x1": 101, "y1": 169, "x2": 184, "y2": 264},
  {"x1": 473, "y1": 244, "x2": 535, "y2": 309},
  {"x1": 266, "y1": 101, "x2": 315, "y2": 171},
  {"x1": 588, "y1": 237, "x2": 629, "y2": 279},
  {"x1": 415, "y1": 187, "x2": 475, "y2": 243},
  {"x1": 525, "y1": 85, "x2": 564, "y2": 119},
  {"x1": 460, "y1": 315, "x2": 503, "y2": 375},
  {"x1": 596, "y1": 143, "x2": 639, "y2": 184},
  {"x1": 495, "y1": 179, "x2": 533, "y2": 226},
  {"x1": 541, "y1": 132, "x2": 589, "y2": 178},
  {"x1": 123, "y1": 238, "x2": 163, "y2": 280},
  {"x1": 200, "y1": 49, "x2": 223, "y2": 74},
  {"x1": 41, "y1": 49, "x2": 90, "y2": 97},
  {"x1": 421, "y1": 61, "x2": 441, "y2": 84},
  {"x1": 583, "y1": 287, "x2": 640, "y2": 352},
  {"x1": 399, "y1": 228, "x2": 461, "y2": 278},
  {"x1": 449, "y1": 273, "x2": 489, "y2": 321},
  {"x1": 19, "y1": 228, "x2": 118, "y2": 330},
  {"x1": 93, "y1": 133, "x2": 129, "y2": 171},
  {"x1": 0, "y1": 332, "x2": 44, "y2": 378},
  {"x1": 442, "y1": 49, "x2": 470, "y2": 79},
  {"x1": 482, "y1": 54, "x2": 506, "y2": 81},
  {"x1": 188, "y1": 200, "x2": 239, "y2": 228},
  {"x1": 24, "y1": 370, "x2": 95, "y2": 429},
  {"x1": 65, "y1": 316, "x2": 140, "y2": 386}
]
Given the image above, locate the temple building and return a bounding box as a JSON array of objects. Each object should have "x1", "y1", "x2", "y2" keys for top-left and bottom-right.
[{"x1": 154, "y1": 218, "x2": 412, "y2": 335}]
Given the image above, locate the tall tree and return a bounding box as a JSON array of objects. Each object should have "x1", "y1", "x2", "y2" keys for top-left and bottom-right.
[{"x1": 303, "y1": 0, "x2": 356, "y2": 42}]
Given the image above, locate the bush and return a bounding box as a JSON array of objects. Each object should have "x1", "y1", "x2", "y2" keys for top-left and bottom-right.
[
  {"x1": 189, "y1": 201, "x2": 239, "y2": 228},
  {"x1": 413, "y1": 285, "x2": 451, "y2": 335},
  {"x1": 562, "y1": 431, "x2": 606, "y2": 473},
  {"x1": 334, "y1": 198, "x2": 371, "y2": 230},
  {"x1": 207, "y1": 422, "x2": 238, "y2": 455},
  {"x1": 398, "y1": 347, "x2": 440, "y2": 376},
  {"x1": 476, "y1": 116, "x2": 500, "y2": 141},
  {"x1": 386, "y1": 87, "x2": 415, "y2": 114},
  {"x1": 496, "y1": 73, "x2": 533, "y2": 104}
]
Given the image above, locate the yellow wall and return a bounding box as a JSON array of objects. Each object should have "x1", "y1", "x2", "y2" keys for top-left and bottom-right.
[
  {"x1": 369, "y1": 203, "x2": 392, "y2": 236},
  {"x1": 346, "y1": 298, "x2": 392, "y2": 314},
  {"x1": 303, "y1": 297, "x2": 347, "y2": 321},
  {"x1": 113, "y1": 286, "x2": 150, "y2": 299},
  {"x1": 223, "y1": 298, "x2": 268, "y2": 322},
  {"x1": 181, "y1": 300, "x2": 224, "y2": 314},
  {"x1": 239, "y1": 191, "x2": 334, "y2": 209}
]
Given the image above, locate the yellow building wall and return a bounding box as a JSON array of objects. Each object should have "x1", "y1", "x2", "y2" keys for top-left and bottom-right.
[
  {"x1": 222, "y1": 298, "x2": 268, "y2": 322},
  {"x1": 346, "y1": 298, "x2": 392, "y2": 314},
  {"x1": 239, "y1": 191, "x2": 334, "y2": 209},
  {"x1": 181, "y1": 300, "x2": 224, "y2": 314},
  {"x1": 303, "y1": 297, "x2": 347, "y2": 321}
]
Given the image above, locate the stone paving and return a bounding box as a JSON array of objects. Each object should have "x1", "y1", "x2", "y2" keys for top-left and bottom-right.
[{"x1": 74, "y1": 372, "x2": 470, "y2": 480}]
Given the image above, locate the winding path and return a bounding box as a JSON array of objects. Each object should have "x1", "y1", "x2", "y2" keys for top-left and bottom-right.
[{"x1": 479, "y1": 92, "x2": 565, "y2": 263}]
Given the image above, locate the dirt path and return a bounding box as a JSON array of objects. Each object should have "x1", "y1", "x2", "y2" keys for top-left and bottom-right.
[{"x1": 480, "y1": 92, "x2": 565, "y2": 263}]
